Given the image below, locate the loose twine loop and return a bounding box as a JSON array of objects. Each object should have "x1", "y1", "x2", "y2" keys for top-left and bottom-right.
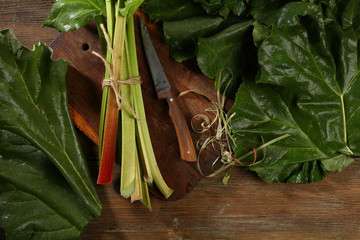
[{"x1": 92, "y1": 24, "x2": 141, "y2": 122}]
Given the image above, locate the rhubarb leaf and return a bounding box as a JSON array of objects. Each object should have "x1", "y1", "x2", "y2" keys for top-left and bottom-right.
[
  {"x1": 197, "y1": 20, "x2": 255, "y2": 96},
  {"x1": 163, "y1": 15, "x2": 225, "y2": 62},
  {"x1": 0, "y1": 131, "x2": 93, "y2": 240},
  {"x1": 0, "y1": 30, "x2": 101, "y2": 216},
  {"x1": 142, "y1": 0, "x2": 205, "y2": 22},
  {"x1": 143, "y1": 0, "x2": 328, "y2": 95},
  {"x1": 43, "y1": 0, "x2": 106, "y2": 32},
  {"x1": 228, "y1": 3, "x2": 360, "y2": 183},
  {"x1": 229, "y1": 80, "x2": 330, "y2": 183},
  {"x1": 249, "y1": 0, "x2": 319, "y2": 26}
]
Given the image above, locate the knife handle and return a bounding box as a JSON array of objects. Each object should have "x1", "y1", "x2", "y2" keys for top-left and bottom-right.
[{"x1": 158, "y1": 91, "x2": 197, "y2": 162}]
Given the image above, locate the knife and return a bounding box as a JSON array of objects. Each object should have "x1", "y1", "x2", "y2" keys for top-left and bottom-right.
[{"x1": 140, "y1": 16, "x2": 197, "y2": 162}]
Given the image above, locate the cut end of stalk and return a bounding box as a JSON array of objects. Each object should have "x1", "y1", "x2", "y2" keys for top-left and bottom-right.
[
  {"x1": 97, "y1": 87, "x2": 119, "y2": 185},
  {"x1": 97, "y1": 169, "x2": 113, "y2": 184},
  {"x1": 140, "y1": 197, "x2": 152, "y2": 211},
  {"x1": 130, "y1": 194, "x2": 141, "y2": 203},
  {"x1": 156, "y1": 182, "x2": 173, "y2": 199},
  {"x1": 131, "y1": 157, "x2": 143, "y2": 202},
  {"x1": 97, "y1": 177, "x2": 112, "y2": 185},
  {"x1": 144, "y1": 176, "x2": 153, "y2": 186},
  {"x1": 121, "y1": 184, "x2": 136, "y2": 199},
  {"x1": 97, "y1": 160, "x2": 115, "y2": 184},
  {"x1": 148, "y1": 157, "x2": 173, "y2": 199},
  {"x1": 97, "y1": 153, "x2": 115, "y2": 184},
  {"x1": 163, "y1": 189, "x2": 173, "y2": 199},
  {"x1": 140, "y1": 180, "x2": 152, "y2": 211}
]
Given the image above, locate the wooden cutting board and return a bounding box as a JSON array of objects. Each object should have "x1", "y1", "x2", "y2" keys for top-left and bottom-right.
[{"x1": 50, "y1": 11, "x2": 227, "y2": 200}]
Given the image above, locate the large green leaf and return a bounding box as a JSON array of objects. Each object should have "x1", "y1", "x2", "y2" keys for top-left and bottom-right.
[
  {"x1": 228, "y1": 4, "x2": 359, "y2": 183},
  {"x1": 43, "y1": 0, "x2": 106, "y2": 32},
  {"x1": 229, "y1": 80, "x2": 330, "y2": 183},
  {"x1": 249, "y1": 0, "x2": 319, "y2": 26},
  {"x1": 142, "y1": 0, "x2": 206, "y2": 22},
  {"x1": 0, "y1": 30, "x2": 101, "y2": 217},
  {"x1": 143, "y1": 0, "x2": 324, "y2": 95},
  {"x1": 163, "y1": 15, "x2": 225, "y2": 61},
  {"x1": 0, "y1": 131, "x2": 93, "y2": 240}
]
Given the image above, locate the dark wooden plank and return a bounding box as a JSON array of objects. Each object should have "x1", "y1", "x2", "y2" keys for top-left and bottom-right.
[
  {"x1": 1, "y1": 1, "x2": 360, "y2": 240},
  {"x1": 80, "y1": 161, "x2": 360, "y2": 240},
  {"x1": 0, "y1": 1, "x2": 58, "y2": 48}
]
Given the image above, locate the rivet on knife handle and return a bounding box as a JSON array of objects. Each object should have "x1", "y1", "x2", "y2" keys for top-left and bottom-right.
[{"x1": 140, "y1": 16, "x2": 197, "y2": 162}]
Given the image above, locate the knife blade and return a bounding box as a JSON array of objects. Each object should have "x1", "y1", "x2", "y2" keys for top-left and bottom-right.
[{"x1": 140, "y1": 16, "x2": 196, "y2": 162}]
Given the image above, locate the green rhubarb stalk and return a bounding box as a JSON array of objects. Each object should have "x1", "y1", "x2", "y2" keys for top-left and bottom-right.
[
  {"x1": 125, "y1": 17, "x2": 153, "y2": 184},
  {"x1": 125, "y1": 15, "x2": 173, "y2": 198},
  {"x1": 120, "y1": 14, "x2": 149, "y2": 200},
  {"x1": 119, "y1": 15, "x2": 137, "y2": 197}
]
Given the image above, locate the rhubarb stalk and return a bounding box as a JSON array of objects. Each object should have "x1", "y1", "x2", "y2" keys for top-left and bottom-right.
[{"x1": 96, "y1": 0, "x2": 173, "y2": 209}]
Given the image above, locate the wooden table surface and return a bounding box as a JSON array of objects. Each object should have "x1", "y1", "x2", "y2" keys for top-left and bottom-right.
[{"x1": 1, "y1": 1, "x2": 360, "y2": 239}]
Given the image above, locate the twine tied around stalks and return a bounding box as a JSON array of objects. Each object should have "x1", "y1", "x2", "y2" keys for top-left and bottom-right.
[{"x1": 92, "y1": 24, "x2": 141, "y2": 122}]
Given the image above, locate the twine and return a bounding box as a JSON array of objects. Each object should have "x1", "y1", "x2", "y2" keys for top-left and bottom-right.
[{"x1": 92, "y1": 24, "x2": 141, "y2": 122}]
